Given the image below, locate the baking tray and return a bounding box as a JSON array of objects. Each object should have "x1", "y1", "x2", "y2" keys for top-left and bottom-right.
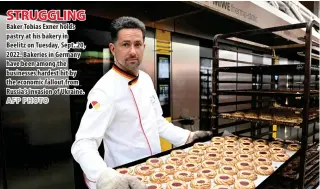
[
  {"x1": 215, "y1": 64, "x2": 320, "y2": 75},
  {"x1": 114, "y1": 136, "x2": 300, "y2": 189},
  {"x1": 219, "y1": 112, "x2": 319, "y2": 129},
  {"x1": 217, "y1": 90, "x2": 320, "y2": 97}
]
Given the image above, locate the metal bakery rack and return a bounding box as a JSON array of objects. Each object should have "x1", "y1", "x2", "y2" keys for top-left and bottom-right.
[{"x1": 211, "y1": 20, "x2": 319, "y2": 189}]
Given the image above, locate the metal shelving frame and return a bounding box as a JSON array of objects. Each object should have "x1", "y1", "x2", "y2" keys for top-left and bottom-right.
[
  {"x1": 200, "y1": 66, "x2": 212, "y2": 130},
  {"x1": 211, "y1": 20, "x2": 319, "y2": 189}
]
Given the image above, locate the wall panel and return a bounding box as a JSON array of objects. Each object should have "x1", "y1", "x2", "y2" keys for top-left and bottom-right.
[
  {"x1": 171, "y1": 34, "x2": 200, "y2": 130},
  {"x1": 140, "y1": 30, "x2": 156, "y2": 85},
  {"x1": 1, "y1": 16, "x2": 74, "y2": 189}
]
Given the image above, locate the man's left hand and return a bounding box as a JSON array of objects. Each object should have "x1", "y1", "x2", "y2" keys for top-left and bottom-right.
[{"x1": 186, "y1": 131, "x2": 212, "y2": 144}]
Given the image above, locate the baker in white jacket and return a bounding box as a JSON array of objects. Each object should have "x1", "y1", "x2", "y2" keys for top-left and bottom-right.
[{"x1": 71, "y1": 16, "x2": 212, "y2": 189}]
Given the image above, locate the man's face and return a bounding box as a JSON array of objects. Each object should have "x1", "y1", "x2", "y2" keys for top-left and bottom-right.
[{"x1": 109, "y1": 28, "x2": 145, "y2": 75}]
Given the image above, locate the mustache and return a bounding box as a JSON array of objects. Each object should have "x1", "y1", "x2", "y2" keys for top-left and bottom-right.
[{"x1": 126, "y1": 57, "x2": 138, "y2": 61}]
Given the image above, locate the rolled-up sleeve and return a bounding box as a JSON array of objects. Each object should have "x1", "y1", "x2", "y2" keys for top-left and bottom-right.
[{"x1": 71, "y1": 88, "x2": 116, "y2": 184}]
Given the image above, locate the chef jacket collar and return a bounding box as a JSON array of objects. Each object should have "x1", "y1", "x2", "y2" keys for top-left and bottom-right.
[{"x1": 112, "y1": 63, "x2": 139, "y2": 86}]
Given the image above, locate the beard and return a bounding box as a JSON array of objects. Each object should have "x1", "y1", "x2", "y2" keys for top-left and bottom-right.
[
  {"x1": 115, "y1": 56, "x2": 141, "y2": 75},
  {"x1": 124, "y1": 59, "x2": 141, "y2": 71}
]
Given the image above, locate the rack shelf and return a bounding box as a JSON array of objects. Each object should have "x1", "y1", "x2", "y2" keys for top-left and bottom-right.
[
  {"x1": 210, "y1": 21, "x2": 320, "y2": 189},
  {"x1": 217, "y1": 89, "x2": 319, "y2": 97},
  {"x1": 306, "y1": 153, "x2": 319, "y2": 166},
  {"x1": 305, "y1": 173, "x2": 319, "y2": 189},
  {"x1": 216, "y1": 64, "x2": 320, "y2": 75},
  {"x1": 218, "y1": 114, "x2": 319, "y2": 129}
]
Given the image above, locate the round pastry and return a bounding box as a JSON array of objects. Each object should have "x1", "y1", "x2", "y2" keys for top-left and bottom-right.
[
  {"x1": 232, "y1": 111, "x2": 245, "y2": 118},
  {"x1": 184, "y1": 155, "x2": 202, "y2": 164},
  {"x1": 150, "y1": 171, "x2": 171, "y2": 184},
  {"x1": 254, "y1": 144, "x2": 269, "y2": 151},
  {"x1": 146, "y1": 158, "x2": 164, "y2": 168},
  {"x1": 239, "y1": 142, "x2": 254, "y2": 148},
  {"x1": 193, "y1": 142, "x2": 208, "y2": 150},
  {"x1": 204, "y1": 152, "x2": 221, "y2": 161},
  {"x1": 236, "y1": 161, "x2": 254, "y2": 171},
  {"x1": 206, "y1": 146, "x2": 222, "y2": 153},
  {"x1": 223, "y1": 151, "x2": 237, "y2": 158},
  {"x1": 223, "y1": 145, "x2": 237, "y2": 151},
  {"x1": 180, "y1": 162, "x2": 201, "y2": 172},
  {"x1": 234, "y1": 179, "x2": 255, "y2": 189},
  {"x1": 212, "y1": 185, "x2": 231, "y2": 189},
  {"x1": 271, "y1": 153, "x2": 290, "y2": 162},
  {"x1": 135, "y1": 175, "x2": 149, "y2": 184},
  {"x1": 211, "y1": 141, "x2": 223, "y2": 147},
  {"x1": 270, "y1": 147, "x2": 286, "y2": 154},
  {"x1": 166, "y1": 157, "x2": 183, "y2": 166},
  {"x1": 269, "y1": 141, "x2": 284, "y2": 148},
  {"x1": 201, "y1": 160, "x2": 219, "y2": 169},
  {"x1": 170, "y1": 149, "x2": 187, "y2": 158},
  {"x1": 116, "y1": 168, "x2": 133, "y2": 175},
  {"x1": 225, "y1": 135, "x2": 238, "y2": 141},
  {"x1": 166, "y1": 180, "x2": 188, "y2": 189},
  {"x1": 198, "y1": 168, "x2": 217, "y2": 179},
  {"x1": 255, "y1": 165, "x2": 274, "y2": 176},
  {"x1": 239, "y1": 148, "x2": 254, "y2": 154},
  {"x1": 259, "y1": 113, "x2": 272, "y2": 121},
  {"x1": 236, "y1": 154, "x2": 253, "y2": 162},
  {"x1": 188, "y1": 148, "x2": 205, "y2": 156},
  {"x1": 254, "y1": 157, "x2": 272, "y2": 166},
  {"x1": 219, "y1": 165, "x2": 238, "y2": 175},
  {"x1": 173, "y1": 170, "x2": 195, "y2": 182},
  {"x1": 221, "y1": 157, "x2": 237, "y2": 166},
  {"x1": 190, "y1": 177, "x2": 211, "y2": 189},
  {"x1": 253, "y1": 139, "x2": 267, "y2": 146},
  {"x1": 239, "y1": 137, "x2": 253, "y2": 143},
  {"x1": 245, "y1": 112, "x2": 257, "y2": 119},
  {"x1": 134, "y1": 164, "x2": 155, "y2": 176},
  {"x1": 214, "y1": 174, "x2": 235, "y2": 186},
  {"x1": 254, "y1": 151, "x2": 271, "y2": 158},
  {"x1": 224, "y1": 140, "x2": 238, "y2": 145},
  {"x1": 287, "y1": 144, "x2": 301, "y2": 151},
  {"x1": 211, "y1": 136, "x2": 225, "y2": 142},
  {"x1": 160, "y1": 164, "x2": 177, "y2": 175},
  {"x1": 237, "y1": 170, "x2": 258, "y2": 181},
  {"x1": 146, "y1": 183, "x2": 162, "y2": 189}
]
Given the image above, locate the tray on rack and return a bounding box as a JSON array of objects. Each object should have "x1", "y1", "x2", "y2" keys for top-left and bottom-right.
[
  {"x1": 219, "y1": 109, "x2": 319, "y2": 128},
  {"x1": 113, "y1": 135, "x2": 300, "y2": 189},
  {"x1": 215, "y1": 64, "x2": 320, "y2": 75},
  {"x1": 217, "y1": 89, "x2": 320, "y2": 97}
]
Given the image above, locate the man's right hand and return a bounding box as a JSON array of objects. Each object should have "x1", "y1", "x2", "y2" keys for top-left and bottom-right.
[{"x1": 96, "y1": 168, "x2": 147, "y2": 189}]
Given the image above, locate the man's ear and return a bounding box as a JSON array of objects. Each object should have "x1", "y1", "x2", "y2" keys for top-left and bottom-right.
[{"x1": 109, "y1": 43, "x2": 115, "y2": 56}]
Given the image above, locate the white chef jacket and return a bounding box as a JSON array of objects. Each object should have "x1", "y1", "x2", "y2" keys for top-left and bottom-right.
[{"x1": 71, "y1": 64, "x2": 191, "y2": 189}]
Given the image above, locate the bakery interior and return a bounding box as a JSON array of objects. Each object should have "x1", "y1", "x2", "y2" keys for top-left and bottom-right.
[{"x1": 0, "y1": 1, "x2": 320, "y2": 189}]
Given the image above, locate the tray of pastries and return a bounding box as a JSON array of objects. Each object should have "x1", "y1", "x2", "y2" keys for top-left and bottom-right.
[
  {"x1": 219, "y1": 108, "x2": 319, "y2": 127},
  {"x1": 115, "y1": 135, "x2": 299, "y2": 189}
]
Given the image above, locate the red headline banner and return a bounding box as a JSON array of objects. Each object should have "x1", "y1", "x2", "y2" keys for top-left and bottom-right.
[{"x1": 6, "y1": 9, "x2": 86, "y2": 21}]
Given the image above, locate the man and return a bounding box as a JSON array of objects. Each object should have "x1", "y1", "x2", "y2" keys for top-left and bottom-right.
[{"x1": 71, "y1": 16, "x2": 212, "y2": 189}]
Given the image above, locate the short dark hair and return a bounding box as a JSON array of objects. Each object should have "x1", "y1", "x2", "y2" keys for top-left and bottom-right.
[{"x1": 110, "y1": 16, "x2": 146, "y2": 43}]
